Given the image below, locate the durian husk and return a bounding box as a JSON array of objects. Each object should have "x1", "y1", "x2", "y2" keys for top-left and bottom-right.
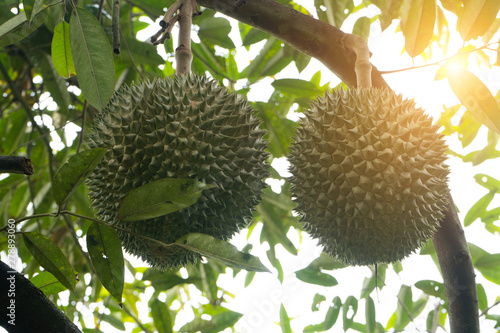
[
  {"x1": 87, "y1": 74, "x2": 269, "y2": 269},
  {"x1": 288, "y1": 88, "x2": 449, "y2": 265}
]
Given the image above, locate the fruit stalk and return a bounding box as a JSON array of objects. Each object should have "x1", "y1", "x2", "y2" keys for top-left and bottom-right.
[{"x1": 175, "y1": 0, "x2": 194, "y2": 75}]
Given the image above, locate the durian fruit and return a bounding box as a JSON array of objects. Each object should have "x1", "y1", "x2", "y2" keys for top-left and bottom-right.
[
  {"x1": 288, "y1": 88, "x2": 449, "y2": 265},
  {"x1": 86, "y1": 74, "x2": 269, "y2": 269}
]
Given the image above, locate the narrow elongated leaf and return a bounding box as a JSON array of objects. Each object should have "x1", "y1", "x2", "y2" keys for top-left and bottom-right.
[
  {"x1": 175, "y1": 233, "x2": 270, "y2": 272},
  {"x1": 69, "y1": 7, "x2": 115, "y2": 110},
  {"x1": 304, "y1": 296, "x2": 342, "y2": 333},
  {"x1": 142, "y1": 269, "x2": 199, "y2": 291},
  {"x1": 118, "y1": 178, "x2": 211, "y2": 222},
  {"x1": 0, "y1": 4, "x2": 48, "y2": 47},
  {"x1": 464, "y1": 191, "x2": 496, "y2": 226},
  {"x1": 365, "y1": 296, "x2": 376, "y2": 333},
  {"x1": 150, "y1": 298, "x2": 173, "y2": 333},
  {"x1": 295, "y1": 267, "x2": 338, "y2": 287},
  {"x1": 271, "y1": 79, "x2": 323, "y2": 99},
  {"x1": 53, "y1": 148, "x2": 106, "y2": 206},
  {"x1": 400, "y1": 0, "x2": 436, "y2": 57},
  {"x1": 198, "y1": 17, "x2": 235, "y2": 49},
  {"x1": 447, "y1": 68, "x2": 500, "y2": 133},
  {"x1": 415, "y1": 280, "x2": 447, "y2": 300},
  {"x1": 23, "y1": 0, "x2": 36, "y2": 22},
  {"x1": 52, "y1": 21, "x2": 76, "y2": 78},
  {"x1": 30, "y1": 271, "x2": 68, "y2": 295},
  {"x1": 474, "y1": 173, "x2": 500, "y2": 191},
  {"x1": 353, "y1": 16, "x2": 371, "y2": 42},
  {"x1": 23, "y1": 232, "x2": 76, "y2": 291},
  {"x1": 477, "y1": 284, "x2": 488, "y2": 311},
  {"x1": 459, "y1": 0, "x2": 500, "y2": 41},
  {"x1": 280, "y1": 304, "x2": 292, "y2": 333},
  {"x1": 179, "y1": 310, "x2": 243, "y2": 333},
  {"x1": 36, "y1": 51, "x2": 70, "y2": 111},
  {"x1": 342, "y1": 296, "x2": 358, "y2": 331},
  {"x1": 311, "y1": 293, "x2": 326, "y2": 312},
  {"x1": 86, "y1": 222, "x2": 124, "y2": 302}
]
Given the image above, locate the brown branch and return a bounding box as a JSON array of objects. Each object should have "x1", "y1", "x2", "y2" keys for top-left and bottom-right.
[
  {"x1": 197, "y1": 0, "x2": 388, "y2": 88},
  {"x1": 196, "y1": 1, "x2": 479, "y2": 332},
  {"x1": 0, "y1": 156, "x2": 34, "y2": 175}
]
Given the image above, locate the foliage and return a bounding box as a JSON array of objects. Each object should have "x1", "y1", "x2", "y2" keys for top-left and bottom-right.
[{"x1": 1, "y1": 0, "x2": 500, "y2": 332}]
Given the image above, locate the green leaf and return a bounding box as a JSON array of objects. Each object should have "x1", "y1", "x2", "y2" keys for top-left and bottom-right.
[
  {"x1": 175, "y1": 233, "x2": 270, "y2": 272},
  {"x1": 142, "y1": 269, "x2": 199, "y2": 291},
  {"x1": 280, "y1": 304, "x2": 292, "y2": 333},
  {"x1": 365, "y1": 296, "x2": 376, "y2": 333},
  {"x1": 271, "y1": 79, "x2": 323, "y2": 100},
  {"x1": 22, "y1": 232, "x2": 76, "y2": 291},
  {"x1": 342, "y1": 296, "x2": 358, "y2": 331},
  {"x1": 295, "y1": 267, "x2": 338, "y2": 287},
  {"x1": 474, "y1": 253, "x2": 500, "y2": 285},
  {"x1": 464, "y1": 191, "x2": 496, "y2": 226},
  {"x1": 178, "y1": 309, "x2": 243, "y2": 333},
  {"x1": 447, "y1": 68, "x2": 500, "y2": 134},
  {"x1": 198, "y1": 17, "x2": 235, "y2": 49},
  {"x1": 69, "y1": 7, "x2": 115, "y2": 110},
  {"x1": 395, "y1": 285, "x2": 412, "y2": 330},
  {"x1": 311, "y1": 293, "x2": 326, "y2": 312},
  {"x1": 458, "y1": 0, "x2": 500, "y2": 41},
  {"x1": 150, "y1": 298, "x2": 173, "y2": 333},
  {"x1": 414, "y1": 280, "x2": 447, "y2": 300},
  {"x1": 118, "y1": 178, "x2": 211, "y2": 222},
  {"x1": 35, "y1": 51, "x2": 71, "y2": 112},
  {"x1": 100, "y1": 314, "x2": 126, "y2": 331},
  {"x1": 239, "y1": 24, "x2": 267, "y2": 47},
  {"x1": 304, "y1": 296, "x2": 342, "y2": 332},
  {"x1": 86, "y1": 222, "x2": 124, "y2": 302},
  {"x1": 0, "y1": 3, "x2": 48, "y2": 47},
  {"x1": 51, "y1": 21, "x2": 76, "y2": 78},
  {"x1": 474, "y1": 174, "x2": 500, "y2": 191},
  {"x1": 477, "y1": 283, "x2": 488, "y2": 311},
  {"x1": 352, "y1": 16, "x2": 371, "y2": 42},
  {"x1": 30, "y1": 271, "x2": 68, "y2": 295},
  {"x1": 23, "y1": 0, "x2": 37, "y2": 22},
  {"x1": 53, "y1": 148, "x2": 106, "y2": 206},
  {"x1": 400, "y1": 0, "x2": 436, "y2": 57},
  {"x1": 360, "y1": 264, "x2": 387, "y2": 298}
]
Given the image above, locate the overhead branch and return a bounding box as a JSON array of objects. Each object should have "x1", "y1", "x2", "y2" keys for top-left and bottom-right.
[
  {"x1": 197, "y1": 0, "x2": 388, "y2": 88},
  {"x1": 0, "y1": 156, "x2": 34, "y2": 175}
]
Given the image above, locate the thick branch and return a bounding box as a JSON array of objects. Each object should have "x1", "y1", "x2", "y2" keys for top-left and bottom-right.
[
  {"x1": 197, "y1": 0, "x2": 388, "y2": 88},
  {"x1": 0, "y1": 156, "x2": 34, "y2": 175},
  {"x1": 197, "y1": 1, "x2": 479, "y2": 332},
  {"x1": 0, "y1": 261, "x2": 82, "y2": 333},
  {"x1": 433, "y1": 193, "x2": 479, "y2": 332}
]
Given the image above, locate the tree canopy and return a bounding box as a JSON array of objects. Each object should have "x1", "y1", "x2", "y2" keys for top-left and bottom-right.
[{"x1": 1, "y1": 0, "x2": 500, "y2": 332}]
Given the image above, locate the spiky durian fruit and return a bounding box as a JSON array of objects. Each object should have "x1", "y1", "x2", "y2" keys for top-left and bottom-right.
[
  {"x1": 87, "y1": 74, "x2": 268, "y2": 269},
  {"x1": 288, "y1": 88, "x2": 449, "y2": 265}
]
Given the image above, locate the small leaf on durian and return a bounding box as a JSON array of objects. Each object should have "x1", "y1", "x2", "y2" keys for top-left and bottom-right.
[
  {"x1": 53, "y1": 148, "x2": 106, "y2": 206},
  {"x1": 295, "y1": 267, "x2": 338, "y2": 287},
  {"x1": 175, "y1": 233, "x2": 270, "y2": 272},
  {"x1": 118, "y1": 178, "x2": 211, "y2": 222}
]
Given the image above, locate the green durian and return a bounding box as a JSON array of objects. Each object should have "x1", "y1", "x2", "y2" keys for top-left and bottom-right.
[
  {"x1": 87, "y1": 74, "x2": 269, "y2": 269},
  {"x1": 288, "y1": 88, "x2": 449, "y2": 266}
]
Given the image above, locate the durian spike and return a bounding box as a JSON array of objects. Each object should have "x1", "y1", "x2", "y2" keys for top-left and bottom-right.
[{"x1": 341, "y1": 34, "x2": 372, "y2": 88}]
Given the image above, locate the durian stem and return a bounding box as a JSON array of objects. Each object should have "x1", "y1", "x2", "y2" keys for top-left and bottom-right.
[
  {"x1": 175, "y1": 0, "x2": 194, "y2": 75},
  {"x1": 341, "y1": 34, "x2": 372, "y2": 88}
]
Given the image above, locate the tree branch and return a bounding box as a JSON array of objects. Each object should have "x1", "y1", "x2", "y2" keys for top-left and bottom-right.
[
  {"x1": 197, "y1": 1, "x2": 479, "y2": 332},
  {"x1": 0, "y1": 156, "x2": 34, "y2": 175},
  {"x1": 0, "y1": 261, "x2": 82, "y2": 333},
  {"x1": 197, "y1": 0, "x2": 388, "y2": 88},
  {"x1": 433, "y1": 193, "x2": 479, "y2": 332}
]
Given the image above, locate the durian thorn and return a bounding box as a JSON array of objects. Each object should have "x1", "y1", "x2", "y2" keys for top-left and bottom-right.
[{"x1": 341, "y1": 34, "x2": 372, "y2": 88}]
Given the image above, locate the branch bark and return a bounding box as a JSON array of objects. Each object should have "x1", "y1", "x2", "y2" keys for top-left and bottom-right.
[
  {"x1": 196, "y1": 1, "x2": 479, "y2": 332},
  {"x1": 0, "y1": 261, "x2": 82, "y2": 333},
  {"x1": 0, "y1": 156, "x2": 34, "y2": 175}
]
